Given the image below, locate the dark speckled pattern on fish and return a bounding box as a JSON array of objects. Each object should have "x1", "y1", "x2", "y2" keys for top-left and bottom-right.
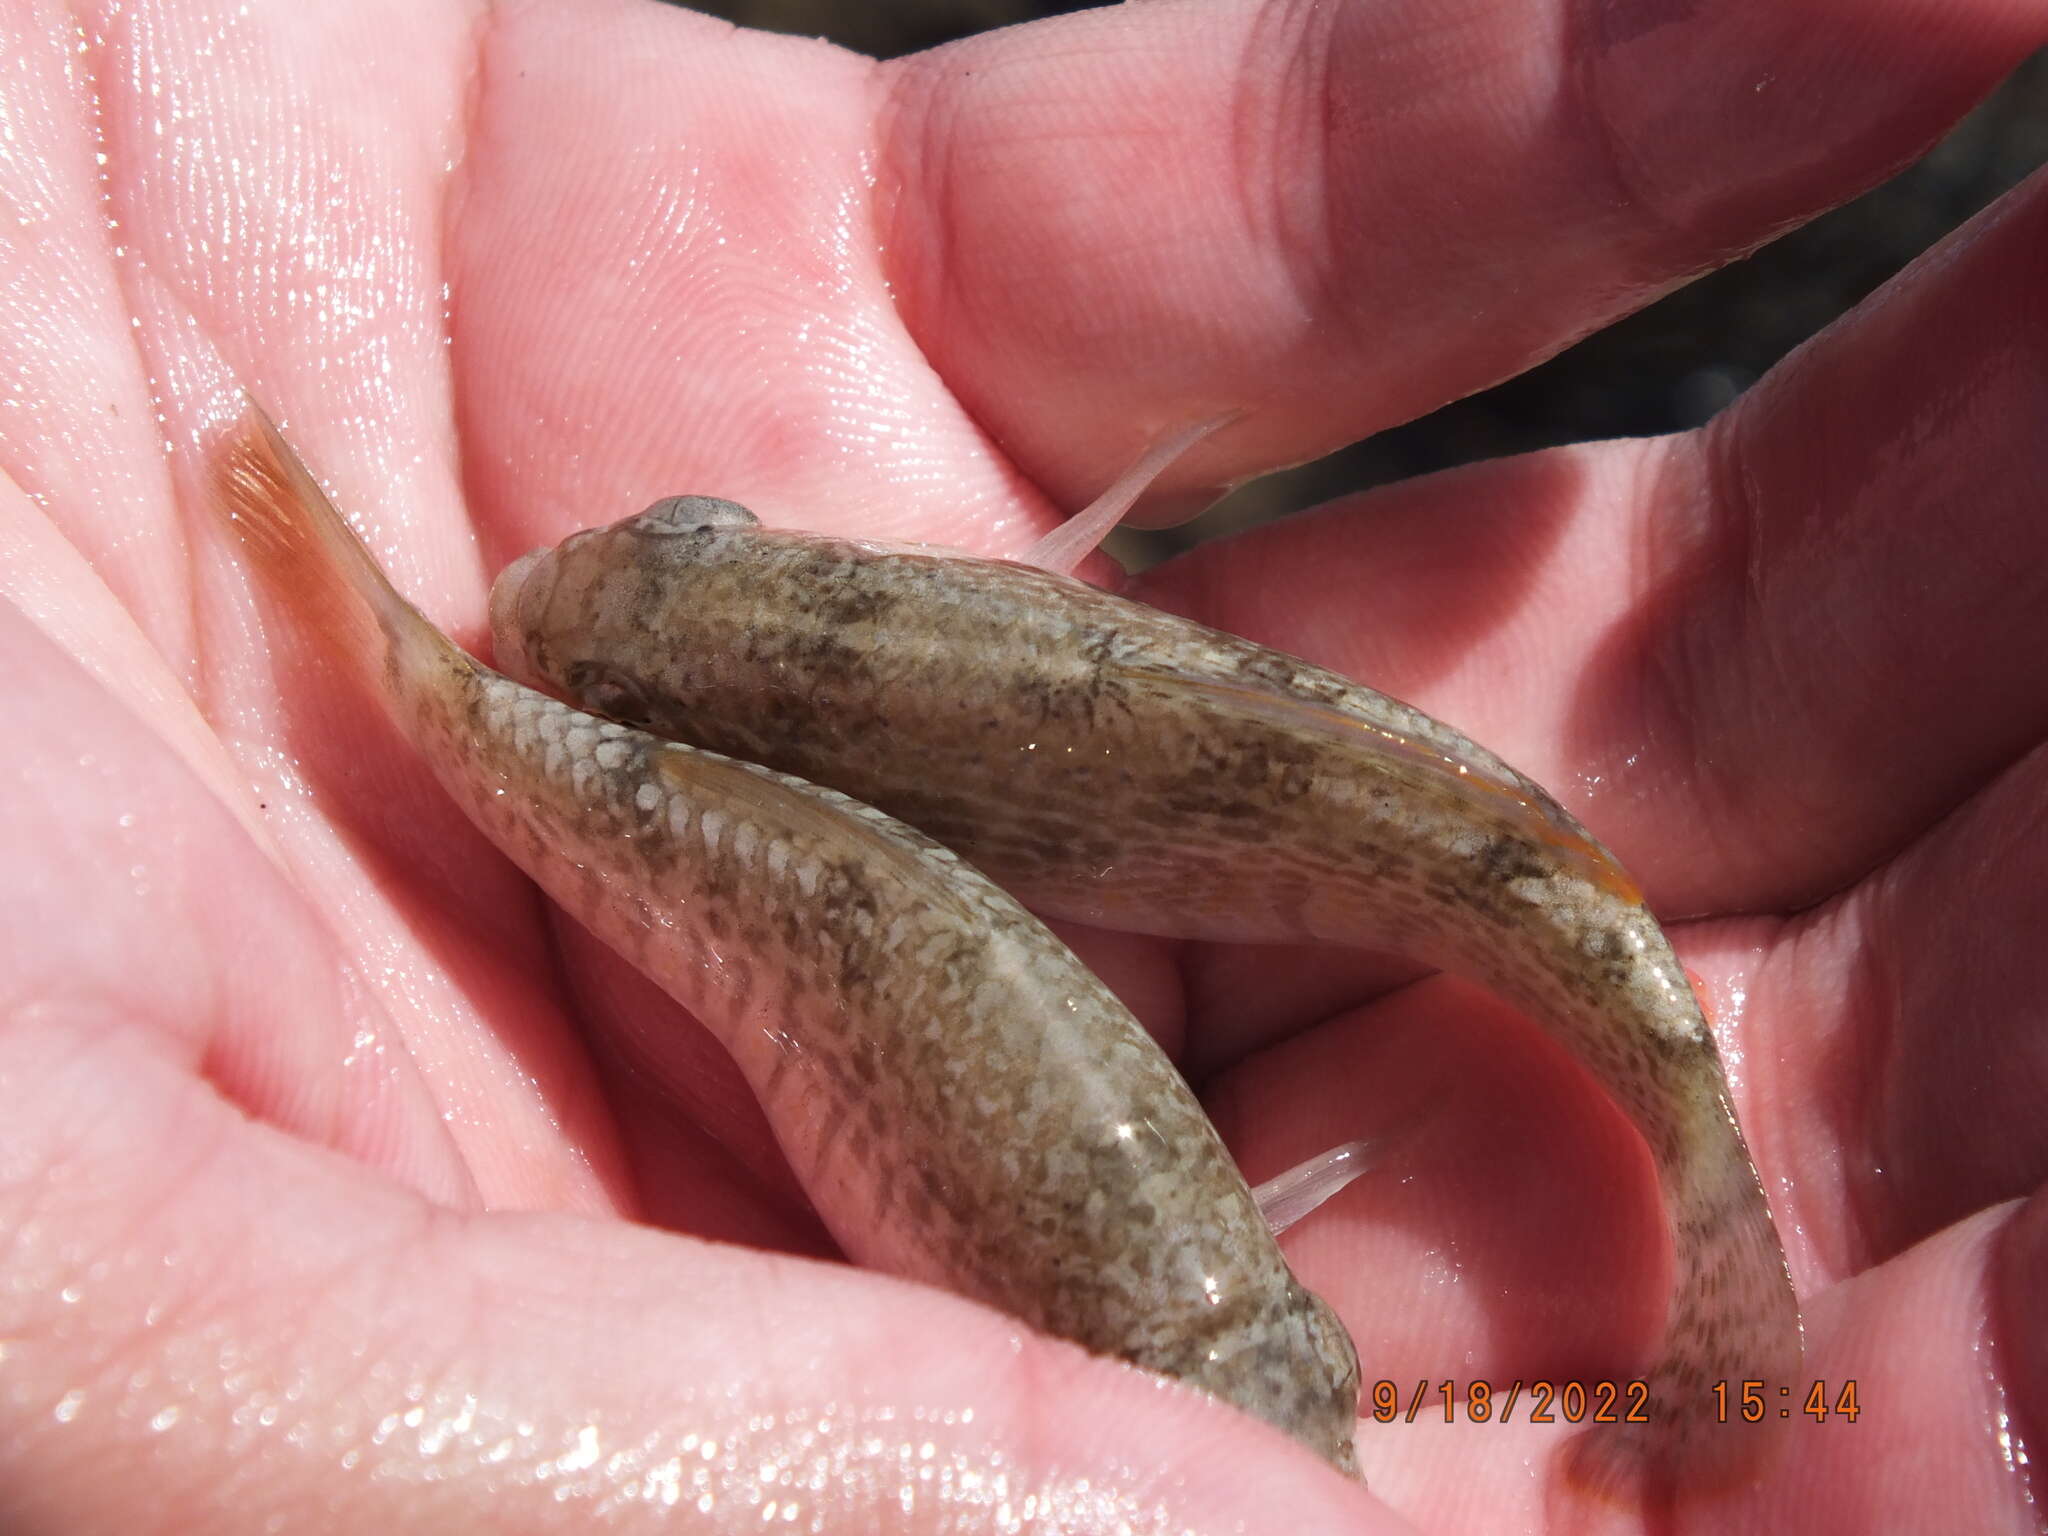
[
  {"x1": 494, "y1": 504, "x2": 1804, "y2": 1495},
  {"x1": 210, "y1": 411, "x2": 1362, "y2": 1477}
]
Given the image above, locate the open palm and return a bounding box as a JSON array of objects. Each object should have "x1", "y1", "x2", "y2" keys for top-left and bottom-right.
[{"x1": 3, "y1": 0, "x2": 2044, "y2": 1530}]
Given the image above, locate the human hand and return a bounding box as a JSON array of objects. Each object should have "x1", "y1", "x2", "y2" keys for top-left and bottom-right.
[{"x1": 2, "y1": 1, "x2": 2042, "y2": 1531}]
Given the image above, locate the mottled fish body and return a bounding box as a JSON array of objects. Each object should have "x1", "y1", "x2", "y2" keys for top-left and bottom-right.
[
  {"x1": 207, "y1": 408, "x2": 1362, "y2": 1473},
  {"x1": 493, "y1": 495, "x2": 1802, "y2": 1497}
]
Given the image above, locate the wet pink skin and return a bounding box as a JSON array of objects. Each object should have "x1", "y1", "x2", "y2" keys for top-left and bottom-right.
[{"x1": 2, "y1": 0, "x2": 2046, "y2": 1530}]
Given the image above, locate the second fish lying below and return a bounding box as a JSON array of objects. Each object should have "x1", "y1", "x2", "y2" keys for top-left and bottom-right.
[
  {"x1": 491, "y1": 490, "x2": 1805, "y2": 1500},
  {"x1": 207, "y1": 406, "x2": 1362, "y2": 1475}
]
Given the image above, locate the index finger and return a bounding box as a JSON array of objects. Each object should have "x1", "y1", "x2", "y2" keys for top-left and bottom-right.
[{"x1": 879, "y1": 0, "x2": 2047, "y2": 515}]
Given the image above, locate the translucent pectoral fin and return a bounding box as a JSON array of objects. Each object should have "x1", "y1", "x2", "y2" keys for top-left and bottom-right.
[
  {"x1": 1251, "y1": 1139, "x2": 1374, "y2": 1236},
  {"x1": 1022, "y1": 411, "x2": 1243, "y2": 575}
]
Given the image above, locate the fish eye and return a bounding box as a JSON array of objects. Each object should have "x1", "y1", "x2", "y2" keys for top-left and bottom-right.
[
  {"x1": 564, "y1": 660, "x2": 655, "y2": 728},
  {"x1": 633, "y1": 495, "x2": 760, "y2": 535}
]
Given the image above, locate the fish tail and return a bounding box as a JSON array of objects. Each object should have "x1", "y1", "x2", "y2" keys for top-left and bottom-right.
[
  {"x1": 1562, "y1": 1134, "x2": 1801, "y2": 1510},
  {"x1": 208, "y1": 398, "x2": 445, "y2": 685}
]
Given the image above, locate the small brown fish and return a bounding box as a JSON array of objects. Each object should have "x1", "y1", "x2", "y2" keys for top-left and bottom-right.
[
  {"x1": 205, "y1": 403, "x2": 1363, "y2": 1474},
  {"x1": 491, "y1": 478, "x2": 1804, "y2": 1500}
]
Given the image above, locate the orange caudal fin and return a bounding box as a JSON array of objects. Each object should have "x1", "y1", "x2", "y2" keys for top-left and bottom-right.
[
  {"x1": 1560, "y1": 1144, "x2": 1801, "y2": 1513},
  {"x1": 1560, "y1": 1387, "x2": 1789, "y2": 1517},
  {"x1": 1022, "y1": 410, "x2": 1244, "y2": 575},
  {"x1": 207, "y1": 396, "x2": 446, "y2": 684}
]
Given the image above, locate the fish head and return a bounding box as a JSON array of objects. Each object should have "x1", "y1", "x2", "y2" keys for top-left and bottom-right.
[
  {"x1": 489, "y1": 496, "x2": 751, "y2": 685},
  {"x1": 627, "y1": 495, "x2": 761, "y2": 536},
  {"x1": 487, "y1": 495, "x2": 768, "y2": 723}
]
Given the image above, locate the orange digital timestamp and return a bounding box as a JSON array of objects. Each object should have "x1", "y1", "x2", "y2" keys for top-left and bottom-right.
[
  {"x1": 1713, "y1": 1379, "x2": 1863, "y2": 1423},
  {"x1": 1368, "y1": 1379, "x2": 1652, "y2": 1425}
]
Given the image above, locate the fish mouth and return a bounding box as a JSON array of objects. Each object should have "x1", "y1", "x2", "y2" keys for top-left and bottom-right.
[{"x1": 487, "y1": 549, "x2": 546, "y2": 683}]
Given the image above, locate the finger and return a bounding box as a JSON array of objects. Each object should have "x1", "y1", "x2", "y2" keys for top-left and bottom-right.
[
  {"x1": 878, "y1": 0, "x2": 2048, "y2": 517},
  {"x1": 0, "y1": 1020, "x2": 1387, "y2": 1534},
  {"x1": 1995, "y1": 1187, "x2": 2048, "y2": 1515},
  {"x1": 1719, "y1": 740, "x2": 2048, "y2": 1281},
  {"x1": 1697, "y1": 1201, "x2": 2027, "y2": 1533},
  {"x1": 1365, "y1": 1201, "x2": 2025, "y2": 1531},
  {"x1": 1206, "y1": 977, "x2": 1668, "y2": 1404},
  {"x1": 1635, "y1": 164, "x2": 2048, "y2": 911},
  {"x1": 449, "y1": 0, "x2": 1046, "y2": 554},
  {"x1": 0, "y1": 1, "x2": 195, "y2": 652},
  {"x1": 1134, "y1": 165, "x2": 2048, "y2": 916}
]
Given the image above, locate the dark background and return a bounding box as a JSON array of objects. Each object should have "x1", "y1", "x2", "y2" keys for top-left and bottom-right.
[{"x1": 684, "y1": 2, "x2": 2047, "y2": 566}]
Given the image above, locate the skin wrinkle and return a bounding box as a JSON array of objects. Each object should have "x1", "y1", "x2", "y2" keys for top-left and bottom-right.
[
  {"x1": 437, "y1": 0, "x2": 497, "y2": 547},
  {"x1": 249, "y1": 1198, "x2": 419, "y2": 1432},
  {"x1": 860, "y1": 49, "x2": 1070, "y2": 549},
  {"x1": 9, "y1": 1005, "x2": 159, "y2": 1209},
  {"x1": 873, "y1": 49, "x2": 978, "y2": 410},
  {"x1": 876, "y1": 17, "x2": 1249, "y2": 503},
  {"x1": 1720, "y1": 435, "x2": 1860, "y2": 847},
  {"x1": 1231, "y1": 0, "x2": 1342, "y2": 351},
  {"x1": 1765, "y1": 727, "x2": 2048, "y2": 1282},
  {"x1": 1642, "y1": 432, "x2": 1763, "y2": 915},
  {"x1": 1855, "y1": 866, "x2": 1916, "y2": 1266},
  {"x1": 1873, "y1": 747, "x2": 2048, "y2": 1257},
  {"x1": 90, "y1": 1061, "x2": 235, "y2": 1287},
  {"x1": 1581, "y1": 434, "x2": 1767, "y2": 918},
  {"x1": 1695, "y1": 388, "x2": 1918, "y2": 912},
  {"x1": 236, "y1": 1155, "x2": 376, "y2": 1359},
  {"x1": 0, "y1": 32, "x2": 187, "y2": 673},
  {"x1": 1766, "y1": 902, "x2": 1867, "y2": 1273},
  {"x1": 1994, "y1": 1188, "x2": 2048, "y2": 1509},
  {"x1": 1566, "y1": 0, "x2": 1703, "y2": 257},
  {"x1": 86, "y1": 58, "x2": 210, "y2": 691}
]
